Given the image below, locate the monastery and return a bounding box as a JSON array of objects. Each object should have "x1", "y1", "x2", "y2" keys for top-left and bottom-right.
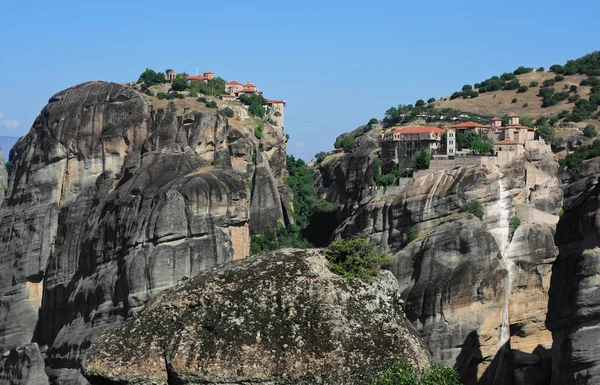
[
  {"x1": 379, "y1": 115, "x2": 538, "y2": 171},
  {"x1": 166, "y1": 69, "x2": 286, "y2": 129}
]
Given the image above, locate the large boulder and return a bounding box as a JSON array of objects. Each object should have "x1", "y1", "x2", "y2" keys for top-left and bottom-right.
[
  {"x1": 82, "y1": 249, "x2": 431, "y2": 385},
  {"x1": 0, "y1": 343, "x2": 49, "y2": 385}
]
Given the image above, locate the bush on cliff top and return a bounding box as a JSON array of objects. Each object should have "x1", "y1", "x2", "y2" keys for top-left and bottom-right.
[
  {"x1": 371, "y1": 361, "x2": 460, "y2": 385},
  {"x1": 326, "y1": 235, "x2": 388, "y2": 279},
  {"x1": 459, "y1": 201, "x2": 484, "y2": 220}
]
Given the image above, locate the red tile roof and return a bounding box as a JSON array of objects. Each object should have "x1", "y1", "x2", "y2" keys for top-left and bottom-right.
[
  {"x1": 187, "y1": 75, "x2": 206, "y2": 81},
  {"x1": 226, "y1": 80, "x2": 241, "y2": 85},
  {"x1": 495, "y1": 140, "x2": 520, "y2": 145},
  {"x1": 244, "y1": 82, "x2": 256, "y2": 87},
  {"x1": 453, "y1": 121, "x2": 488, "y2": 128},
  {"x1": 267, "y1": 99, "x2": 285, "y2": 104},
  {"x1": 392, "y1": 126, "x2": 445, "y2": 134}
]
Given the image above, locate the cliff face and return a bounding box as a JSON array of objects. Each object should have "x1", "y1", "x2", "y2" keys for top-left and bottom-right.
[
  {"x1": 82, "y1": 249, "x2": 431, "y2": 385},
  {"x1": 321, "y1": 141, "x2": 562, "y2": 383},
  {"x1": 546, "y1": 158, "x2": 600, "y2": 385},
  {"x1": 0, "y1": 81, "x2": 289, "y2": 384}
]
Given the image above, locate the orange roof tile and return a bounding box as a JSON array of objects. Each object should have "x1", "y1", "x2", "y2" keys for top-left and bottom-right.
[
  {"x1": 392, "y1": 126, "x2": 445, "y2": 134},
  {"x1": 453, "y1": 121, "x2": 488, "y2": 128},
  {"x1": 226, "y1": 80, "x2": 241, "y2": 85},
  {"x1": 187, "y1": 75, "x2": 206, "y2": 81},
  {"x1": 244, "y1": 82, "x2": 256, "y2": 87},
  {"x1": 267, "y1": 99, "x2": 285, "y2": 104}
]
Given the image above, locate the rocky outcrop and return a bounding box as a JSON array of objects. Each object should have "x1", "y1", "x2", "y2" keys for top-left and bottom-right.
[
  {"x1": 330, "y1": 152, "x2": 562, "y2": 383},
  {"x1": 0, "y1": 81, "x2": 289, "y2": 383},
  {"x1": 546, "y1": 167, "x2": 600, "y2": 384},
  {"x1": 0, "y1": 343, "x2": 49, "y2": 385},
  {"x1": 0, "y1": 148, "x2": 7, "y2": 205},
  {"x1": 82, "y1": 249, "x2": 431, "y2": 385}
]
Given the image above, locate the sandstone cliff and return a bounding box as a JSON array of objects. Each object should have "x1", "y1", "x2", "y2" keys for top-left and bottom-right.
[
  {"x1": 546, "y1": 157, "x2": 600, "y2": 385},
  {"x1": 82, "y1": 249, "x2": 431, "y2": 385},
  {"x1": 0, "y1": 81, "x2": 290, "y2": 384},
  {"x1": 320, "y1": 141, "x2": 562, "y2": 383}
]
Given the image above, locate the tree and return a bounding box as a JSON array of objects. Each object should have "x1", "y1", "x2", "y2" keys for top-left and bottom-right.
[
  {"x1": 555, "y1": 75, "x2": 565, "y2": 82},
  {"x1": 543, "y1": 79, "x2": 556, "y2": 87},
  {"x1": 512, "y1": 98, "x2": 518, "y2": 103},
  {"x1": 583, "y1": 124, "x2": 597, "y2": 138},
  {"x1": 315, "y1": 151, "x2": 328, "y2": 163},
  {"x1": 427, "y1": 97, "x2": 436, "y2": 103},
  {"x1": 501, "y1": 72, "x2": 516, "y2": 81},
  {"x1": 137, "y1": 68, "x2": 166, "y2": 85},
  {"x1": 411, "y1": 149, "x2": 432, "y2": 170},
  {"x1": 517, "y1": 85, "x2": 529, "y2": 93},
  {"x1": 171, "y1": 76, "x2": 188, "y2": 91},
  {"x1": 568, "y1": 94, "x2": 581, "y2": 103},
  {"x1": 514, "y1": 66, "x2": 533, "y2": 75},
  {"x1": 165, "y1": 68, "x2": 173, "y2": 75},
  {"x1": 504, "y1": 79, "x2": 520, "y2": 90},
  {"x1": 537, "y1": 67, "x2": 545, "y2": 72},
  {"x1": 539, "y1": 87, "x2": 555, "y2": 98},
  {"x1": 189, "y1": 76, "x2": 227, "y2": 96},
  {"x1": 536, "y1": 120, "x2": 555, "y2": 142},
  {"x1": 462, "y1": 85, "x2": 473, "y2": 92},
  {"x1": 530, "y1": 81, "x2": 539, "y2": 87},
  {"x1": 415, "y1": 99, "x2": 425, "y2": 107},
  {"x1": 338, "y1": 136, "x2": 355, "y2": 152},
  {"x1": 326, "y1": 235, "x2": 388, "y2": 279},
  {"x1": 222, "y1": 107, "x2": 235, "y2": 118},
  {"x1": 570, "y1": 85, "x2": 578, "y2": 92}
]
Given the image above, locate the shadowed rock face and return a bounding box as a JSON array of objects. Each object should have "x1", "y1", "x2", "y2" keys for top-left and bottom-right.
[
  {"x1": 82, "y1": 249, "x2": 431, "y2": 385},
  {"x1": 0, "y1": 81, "x2": 288, "y2": 384},
  {"x1": 0, "y1": 343, "x2": 48, "y2": 385},
  {"x1": 546, "y1": 170, "x2": 600, "y2": 385}
]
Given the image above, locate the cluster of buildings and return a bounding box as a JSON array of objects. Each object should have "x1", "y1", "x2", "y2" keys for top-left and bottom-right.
[
  {"x1": 166, "y1": 69, "x2": 286, "y2": 129},
  {"x1": 378, "y1": 115, "x2": 537, "y2": 169}
]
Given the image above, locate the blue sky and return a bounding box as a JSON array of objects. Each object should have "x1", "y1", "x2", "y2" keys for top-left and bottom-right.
[{"x1": 1, "y1": 0, "x2": 599, "y2": 160}]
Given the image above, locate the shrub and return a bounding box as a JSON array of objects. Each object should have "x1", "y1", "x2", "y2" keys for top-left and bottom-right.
[
  {"x1": 222, "y1": 107, "x2": 235, "y2": 117},
  {"x1": 537, "y1": 67, "x2": 545, "y2": 72},
  {"x1": 517, "y1": 85, "x2": 529, "y2": 93},
  {"x1": 530, "y1": 81, "x2": 539, "y2": 87},
  {"x1": 555, "y1": 75, "x2": 565, "y2": 82},
  {"x1": 459, "y1": 201, "x2": 484, "y2": 220},
  {"x1": 523, "y1": 103, "x2": 529, "y2": 108},
  {"x1": 315, "y1": 151, "x2": 328, "y2": 163},
  {"x1": 274, "y1": 111, "x2": 282, "y2": 117},
  {"x1": 197, "y1": 97, "x2": 207, "y2": 103},
  {"x1": 411, "y1": 149, "x2": 432, "y2": 170},
  {"x1": 555, "y1": 91, "x2": 570, "y2": 101},
  {"x1": 570, "y1": 85, "x2": 578, "y2": 92},
  {"x1": 514, "y1": 66, "x2": 533, "y2": 75},
  {"x1": 568, "y1": 94, "x2": 581, "y2": 103},
  {"x1": 253, "y1": 120, "x2": 263, "y2": 139},
  {"x1": 550, "y1": 64, "x2": 565, "y2": 74},
  {"x1": 581, "y1": 77, "x2": 600, "y2": 87},
  {"x1": 538, "y1": 87, "x2": 555, "y2": 98},
  {"x1": 205, "y1": 100, "x2": 218, "y2": 108},
  {"x1": 450, "y1": 91, "x2": 462, "y2": 100},
  {"x1": 512, "y1": 98, "x2": 518, "y2": 103},
  {"x1": 427, "y1": 97, "x2": 436, "y2": 103},
  {"x1": 167, "y1": 92, "x2": 184, "y2": 99},
  {"x1": 188, "y1": 91, "x2": 198, "y2": 98},
  {"x1": 536, "y1": 121, "x2": 555, "y2": 142},
  {"x1": 543, "y1": 79, "x2": 556, "y2": 87},
  {"x1": 334, "y1": 136, "x2": 356, "y2": 152},
  {"x1": 326, "y1": 235, "x2": 388, "y2": 279},
  {"x1": 171, "y1": 76, "x2": 188, "y2": 91},
  {"x1": 420, "y1": 364, "x2": 461, "y2": 385},
  {"x1": 501, "y1": 72, "x2": 516, "y2": 81},
  {"x1": 415, "y1": 99, "x2": 425, "y2": 107},
  {"x1": 504, "y1": 79, "x2": 520, "y2": 90},
  {"x1": 509, "y1": 216, "x2": 521, "y2": 238},
  {"x1": 156, "y1": 92, "x2": 168, "y2": 100},
  {"x1": 583, "y1": 124, "x2": 597, "y2": 138},
  {"x1": 371, "y1": 361, "x2": 460, "y2": 385}
]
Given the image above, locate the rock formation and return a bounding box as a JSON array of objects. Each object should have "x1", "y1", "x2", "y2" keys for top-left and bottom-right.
[
  {"x1": 82, "y1": 249, "x2": 431, "y2": 385},
  {"x1": 319, "y1": 140, "x2": 563, "y2": 383},
  {"x1": 0, "y1": 81, "x2": 290, "y2": 384},
  {"x1": 546, "y1": 158, "x2": 600, "y2": 385}
]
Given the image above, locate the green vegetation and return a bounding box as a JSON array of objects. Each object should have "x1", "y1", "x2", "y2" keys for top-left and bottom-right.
[
  {"x1": 512, "y1": 98, "x2": 518, "y2": 103},
  {"x1": 250, "y1": 156, "x2": 337, "y2": 254},
  {"x1": 509, "y1": 216, "x2": 521, "y2": 238},
  {"x1": 156, "y1": 92, "x2": 168, "y2": 100},
  {"x1": 517, "y1": 85, "x2": 528, "y2": 93},
  {"x1": 427, "y1": 98, "x2": 436, "y2": 103},
  {"x1": 459, "y1": 201, "x2": 484, "y2": 220},
  {"x1": 555, "y1": 75, "x2": 565, "y2": 82},
  {"x1": 411, "y1": 149, "x2": 432, "y2": 170},
  {"x1": 504, "y1": 79, "x2": 520, "y2": 91},
  {"x1": 253, "y1": 120, "x2": 264, "y2": 139},
  {"x1": 189, "y1": 77, "x2": 226, "y2": 96},
  {"x1": 239, "y1": 93, "x2": 267, "y2": 117},
  {"x1": 167, "y1": 92, "x2": 184, "y2": 99},
  {"x1": 326, "y1": 235, "x2": 388, "y2": 279},
  {"x1": 373, "y1": 159, "x2": 409, "y2": 187},
  {"x1": 137, "y1": 68, "x2": 166, "y2": 85},
  {"x1": 334, "y1": 136, "x2": 356, "y2": 152},
  {"x1": 514, "y1": 66, "x2": 533, "y2": 75},
  {"x1": 205, "y1": 100, "x2": 218, "y2": 108},
  {"x1": 222, "y1": 107, "x2": 235, "y2": 118},
  {"x1": 568, "y1": 94, "x2": 581, "y2": 103},
  {"x1": 550, "y1": 51, "x2": 600, "y2": 76},
  {"x1": 523, "y1": 103, "x2": 529, "y2": 108},
  {"x1": 535, "y1": 119, "x2": 555, "y2": 142},
  {"x1": 371, "y1": 361, "x2": 460, "y2": 385},
  {"x1": 530, "y1": 81, "x2": 539, "y2": 87},
  {"x1": 315, "y1": 151, "x2": 328, "y2": 163},
  {"x1": 583, "y1": 124, "x2": 597, "y2": 138},
  {"x1": 543, "y1": 79, "x2": 556, "y2": 87},
  {"x1": 171, "y1": 76, "x2": 188, "y2": 91},
  {"x1": 559, "y1": 139, "x2": 600, "y2": 179}
]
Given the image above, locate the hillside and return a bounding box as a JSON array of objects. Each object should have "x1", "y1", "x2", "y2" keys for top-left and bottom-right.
[{"x1": 434, "y1": 71, "x2": 594, "y2": 122}]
